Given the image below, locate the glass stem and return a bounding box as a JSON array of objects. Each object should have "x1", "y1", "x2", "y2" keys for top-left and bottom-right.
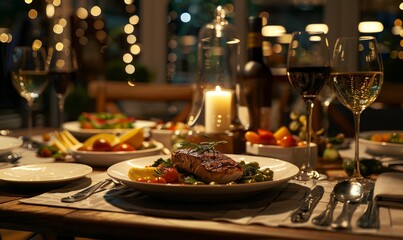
[
  {"x1": 322, "y1": 103, "x2": 329, "y2": 137},
  {"x1": 26, "y1": 99, "x2": 34, "y2": 145},
  {"x1": 352, "y1": 112, "x2": 362, "y2": 178},
  {"x1": 304, "y1": 99, "x2": 314, "y2": 172},
  {"x1": 58, "y1": 95, "x2": 65, "y2": 130}
]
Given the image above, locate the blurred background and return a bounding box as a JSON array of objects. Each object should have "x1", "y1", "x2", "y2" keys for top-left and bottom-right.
[{"x1": 0, "y1": 0, "x2": 402, "y2": 136}]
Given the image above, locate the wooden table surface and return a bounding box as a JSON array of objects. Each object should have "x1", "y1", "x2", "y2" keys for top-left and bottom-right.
[{"x1": 0, "y1": 128, "x2": 400, "y2": 240}]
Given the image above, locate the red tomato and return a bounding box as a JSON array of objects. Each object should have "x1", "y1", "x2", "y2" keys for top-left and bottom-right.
[
  {"x1": 112, "y1": 143, "x2": 135, "y2": 151},
  {"x1": 92, "y1": 138, "x2": 112, "y2": 151},
  {"x1": 80, "y1": 121, "x2": 93, "y2": 129},
  {"x1": 151, "y1": 177, "x2": 167, "y2": 184},
  {"x1": 245, "y1": 131, "x2": 261, "y2": 144},
  {"x1": 277, "y1": 135, "x2": 298, "y2": 147},
  {"x1": 160, "y1": 167, "x2": 180, "y2": 183},
  {"x1": 136, "y1": 178, "x2": 148, "y2": 182},
  {"x1": 257, "y1": 129, "x2": 277, "y2": 145}
]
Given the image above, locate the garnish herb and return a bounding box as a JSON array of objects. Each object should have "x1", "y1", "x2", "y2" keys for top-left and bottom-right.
[{"x1": 179, "y1": 140, "x2": 227, "y2": 154}]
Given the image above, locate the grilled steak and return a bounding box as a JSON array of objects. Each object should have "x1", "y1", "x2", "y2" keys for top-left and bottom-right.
[{"x1": 171, "y1": 148, "x2": 244, "y2": 184}]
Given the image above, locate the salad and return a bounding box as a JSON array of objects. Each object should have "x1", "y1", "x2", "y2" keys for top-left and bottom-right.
[{"x1": 78, "y1": 112, "x2": 135, "y2": 129}]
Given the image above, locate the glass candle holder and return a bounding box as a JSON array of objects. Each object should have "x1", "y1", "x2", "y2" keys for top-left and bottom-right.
[{"x1": 186, "y1": 6, "x2": 248, "y2": 153}]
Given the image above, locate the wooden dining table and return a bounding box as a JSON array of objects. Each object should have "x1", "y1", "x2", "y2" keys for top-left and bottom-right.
[{"x1": 0, "y1": 128, "x2": 401, "y2": 240}]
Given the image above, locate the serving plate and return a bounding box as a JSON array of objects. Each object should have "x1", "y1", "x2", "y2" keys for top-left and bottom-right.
[
  {"x1": 360, "y1": 131, "x2": 403, "y2": 157},
  {"x1": 63, "y1": 120, "x2": 156, "y2": 139},
  {"x1": 0, "y1": 163, "x2": 92, "y2": 185},
  {"x1": 107, "y1": 154, "x2": 299, "y2": 201},
  {"x1": 0, "y1": 136, "x2": 23, "y2": 155},
  {"x1": 70, "y1": 141, "x2": 164, "y2": 167}
]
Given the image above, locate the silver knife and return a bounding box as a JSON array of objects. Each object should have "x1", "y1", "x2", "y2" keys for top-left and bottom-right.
[
  {"x1": 291, "y1": 185, "x2": 325, "y2": 223},
  {"x1": 357, "y1": 188, "x2": 380, "y2": 228}
]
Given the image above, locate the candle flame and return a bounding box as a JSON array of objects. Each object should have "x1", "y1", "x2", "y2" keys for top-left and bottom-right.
[{"x1": 215, "y1": 85, "x2": 222, "y2": 91}]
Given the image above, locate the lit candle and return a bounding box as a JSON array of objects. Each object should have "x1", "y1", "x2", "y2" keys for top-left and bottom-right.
[{"x1": 205, "y1": 85, "x2": 232, "y2": 133}]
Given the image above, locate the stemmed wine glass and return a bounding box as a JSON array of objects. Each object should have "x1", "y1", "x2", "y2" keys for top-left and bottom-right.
[
  {"x1": 11, "y1": 46, "x2": 49, "y2": 148},
  {"x1": 47, "y1": 46, "x2": 78, "y2": 130},
  {"x1": 287, "y1": 31, "x2": 331, "y2": 180},
  {"x1": 331, "y1": 36, "x2": 383, "y2": 185}
]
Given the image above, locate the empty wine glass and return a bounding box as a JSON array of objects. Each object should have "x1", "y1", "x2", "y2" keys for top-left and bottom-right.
[
  {"x1": 331, "y1": 36, "x2": 383, "y2": 185},
  {"x1": 11, "y1": 46, "x2": 49, "y2": 148},
  {"x1": 287, "y1": 31, "x2": 331, "y2": 180},
  {"x1": 47, "y1": 46, "x2": 78, "y2": 130}
]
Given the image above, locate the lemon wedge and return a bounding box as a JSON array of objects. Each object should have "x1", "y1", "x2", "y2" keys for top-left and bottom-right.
[
  {"x1": 83, "y1": 133, "x2": 120, "y2": 148},
  {"x1": 128, "y1": 167, "x2": 157, "y2": 181},
  {"x1": 119, "y1": 128, "x2": 144, "y2": 149}
]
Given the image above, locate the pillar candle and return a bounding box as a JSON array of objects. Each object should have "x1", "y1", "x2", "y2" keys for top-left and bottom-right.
[{"x1": 205, "y1": 86, "x2": 232, "y2": 133}]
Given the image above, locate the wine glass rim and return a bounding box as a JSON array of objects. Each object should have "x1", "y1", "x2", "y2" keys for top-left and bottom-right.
[
  {"x1": 337, "y1": 36, "x2": 377, "y2": 41},
  {"x1": 292, "y1": 31, "x2": 326, "y2": 35}
]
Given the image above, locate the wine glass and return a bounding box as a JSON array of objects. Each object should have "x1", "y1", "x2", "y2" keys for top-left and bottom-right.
[
  {"x1": 11, "y1": 46, "x2": 49, "y2": 148},
  {"x1": 47, "y1": 46, "x2": 78, "y2": 130},
  {"x1": 317, "y1": 77, "x2": 336, "y2": 136},
  {"x1": 331, "y1": 36, "x2": 383, "y2": 185},
  {"x1": 287, "y1": 31, "x2": 331, "y2": 180}
]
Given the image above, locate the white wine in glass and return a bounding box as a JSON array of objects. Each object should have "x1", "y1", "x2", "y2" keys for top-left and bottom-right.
[
  {"x1": 331, "y1": 36, "x2": 383, "y2": 186},
  {"x1": 11, "y1": 46, "x2": 49, "y2": 147},
  {"x1": 287, "y1": 31, "x2": 331, "y2": 181},
  {"x1": 47, "y1": 46, "x2": 78, "y2": 130}
]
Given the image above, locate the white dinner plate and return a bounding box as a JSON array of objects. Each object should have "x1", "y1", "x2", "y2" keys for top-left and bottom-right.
[
  {"x1": 0, "y1": 163, "x2": 92, "y2": 185},
  {"x1": 0, "y1": 136, "x2": 23, "y2": 155},
  {"x1": 70, "y1": 141, "x2": 164, "y2": 167},
  {"x1": 62, "y1": 120, "x2": 156, "y2": 139},
  {"x1": 107, "y1": 154, "x2": 299, "y2": 201},
  {"x1": 360, "y1": 131, "x2": 403, "y2": 157}
]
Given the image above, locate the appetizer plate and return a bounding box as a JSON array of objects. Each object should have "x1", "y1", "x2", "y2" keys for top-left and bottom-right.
[
  {"x1": 63, "y1": 120, "x2": 156, "y2": 139},
  {"x1": 246, "y1": 141, "x2": 318, "y2": 168},
  {"x1": 360, "y1": 131, "x2": 403, "y2": 157},
  {"x1": 0, "y1": 136, "x2": 23, "y2": 155},
  {"x1": 107, "y1": 154, "x2": 299, "y2": 201},
  {"x1": 0, "y1": 163, "x2": 92, "y2": 185},
  {"x1": 70, "y1": 141, "x2": 164, "y2": 167}
]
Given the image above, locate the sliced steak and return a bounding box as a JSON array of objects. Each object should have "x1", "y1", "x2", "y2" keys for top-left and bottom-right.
[{"x1": 171, "y1": 148, "x2": 244, "y2": 184}]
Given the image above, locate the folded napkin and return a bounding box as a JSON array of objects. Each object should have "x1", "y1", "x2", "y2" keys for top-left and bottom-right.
[{"x1": 374, "y1": 172, "x2": 403, "y2": 208}]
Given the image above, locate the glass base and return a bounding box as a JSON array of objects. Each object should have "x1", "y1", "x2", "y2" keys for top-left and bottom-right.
[
  {"x1": 295, "y1": 169, "x2": 327, "y2": 181},
  {"x1": 350, "y1": 176, "x2": 375, "y2": 192}
]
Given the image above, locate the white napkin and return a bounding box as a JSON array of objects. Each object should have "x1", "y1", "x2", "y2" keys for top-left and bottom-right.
[{"x1": 374, "y1": 172, "x2": 403, "y2": 208}]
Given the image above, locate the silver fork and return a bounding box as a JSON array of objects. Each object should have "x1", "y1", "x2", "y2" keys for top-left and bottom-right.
[{"x1": 61, "y1": 178, "x2": 118, "y2": 203}]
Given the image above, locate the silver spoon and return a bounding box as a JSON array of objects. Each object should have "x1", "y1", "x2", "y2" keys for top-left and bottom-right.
[{"x1": 331, "y1": 180, "x2": 364, "y2": 230}]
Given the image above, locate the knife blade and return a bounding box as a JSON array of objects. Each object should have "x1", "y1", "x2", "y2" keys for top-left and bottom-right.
[
  {"x1": 291, "y1": 185, "x2": 325, "y2": 223},
  {"x1": 357, "y1": 188, "x2": 380, "y2": 228}
]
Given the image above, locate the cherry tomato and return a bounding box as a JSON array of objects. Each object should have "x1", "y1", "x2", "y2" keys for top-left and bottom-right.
[
  {"x1": 92, "y1": 138, "x2": 112, "y2": 151},
  {"x1": 77, "y1": 145, "x2": 92, "y2": 151},
  {"x1": 160, "y1": 167, "x2": 180, "y2": 183},
  {"x1": 277, "y1": 135, "x2": 298, "y2": 147},
  {"x1": 257, "y1": 129, "x2": 277, "y2": 145},
  {"x1": 80, "y1": 121, "x2": 94, "y2": 129},
  {"x1": 151, "y1": 177, "x2": 167, "y2": 184},
  {"x1": 112, "y1": 143, "x2": 135, "y2": 151},
  {"x1": 136, "y1": 178, "x2": 148, "y2": 182},
  {"x1": 245, "y1": 131, "x2": 261, "y2": 144}
]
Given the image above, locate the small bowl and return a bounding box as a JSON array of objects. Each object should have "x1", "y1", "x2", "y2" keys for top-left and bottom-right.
[
  {"x1": 246, "y1": 141, "x2": 318, "y2": 168},
  {"x1": 150, "y1": 129, "x2": 174, "y2": 148}
]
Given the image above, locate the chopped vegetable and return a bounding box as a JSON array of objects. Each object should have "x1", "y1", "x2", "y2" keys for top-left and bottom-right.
[{"x1": 78, "y1": 112, "x2": 135, "y2": 129}]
